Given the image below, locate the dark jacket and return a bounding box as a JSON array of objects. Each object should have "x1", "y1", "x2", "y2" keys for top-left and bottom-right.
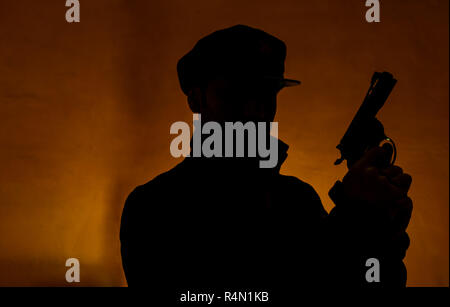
[{"x1": 120, "y1": 140, "x2": 409, "y2": 292}]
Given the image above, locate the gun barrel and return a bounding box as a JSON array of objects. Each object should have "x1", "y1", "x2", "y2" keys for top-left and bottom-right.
[{"x1": 343, "y1": 72, "x2": 397, "y2": 140}]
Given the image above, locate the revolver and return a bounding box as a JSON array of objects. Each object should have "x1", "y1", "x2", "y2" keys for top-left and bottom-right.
[{"x1": 334, "y1": 72, "x2": 398, "y2": 169}]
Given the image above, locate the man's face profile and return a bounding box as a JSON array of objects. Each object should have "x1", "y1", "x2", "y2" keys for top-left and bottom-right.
[{"x1": 188, "y1": 75, "x2": 280, "y2": 124}]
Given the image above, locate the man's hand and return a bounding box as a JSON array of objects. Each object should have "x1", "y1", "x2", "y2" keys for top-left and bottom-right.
[{"x1": 341, "y1": 144, "x2": 413, "y2": 232}]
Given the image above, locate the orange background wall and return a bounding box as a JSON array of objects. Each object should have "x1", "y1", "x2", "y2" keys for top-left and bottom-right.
[{"x1": 0, "y1": 0, "x2": 448, "y2": 286}]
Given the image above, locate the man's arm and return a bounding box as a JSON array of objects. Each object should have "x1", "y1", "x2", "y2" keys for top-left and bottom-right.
[
  {"x1": 324, "y1": 146, "x2": 413, "y2": 287},
  {"x1": 120, "y1": 187, "x2": 143, "y2": 286}
]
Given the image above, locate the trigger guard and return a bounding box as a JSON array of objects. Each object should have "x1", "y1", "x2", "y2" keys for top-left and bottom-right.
[{"x1": 380, "y1": 137, "x2": 397, "y2": 165}]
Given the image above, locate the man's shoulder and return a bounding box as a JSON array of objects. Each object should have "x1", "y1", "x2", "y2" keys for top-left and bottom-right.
[
  {"x1": 276, "y1": 174, "x2": 320, "y2": 198},
  {"x1": 275, "y1": 174, "x2": 328, "y2": 218},
  {"x1": 120, "y1": 161, "x2": 187, "y2": 234},
  {"x1": 125, "y1": 160, "x2": 187, "y2": 204}
]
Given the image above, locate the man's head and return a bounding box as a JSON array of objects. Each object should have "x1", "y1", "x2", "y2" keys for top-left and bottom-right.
[{"x1": 177, "y1": 25, "x2": 300, "y2": 124}]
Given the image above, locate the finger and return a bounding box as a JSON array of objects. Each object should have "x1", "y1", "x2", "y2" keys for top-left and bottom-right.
[
  {"x1": 380, "y1": 165, "x2": 403, "y2": 179},
  {"x1": 378, "y1": 174, "x2": 407, "y2": 201},
  {"x1": 355, "y1": 145, "x2": 392, "y2": 169},
  {"x1": 390, "y1": 173, "x2": 413, "y2": 193},
  {"x1": 392, "y1": 197, "x2": 413, "y2": 231},
  {"x1": 390, "y1": 231, "x2": 410, "y2": 259}
]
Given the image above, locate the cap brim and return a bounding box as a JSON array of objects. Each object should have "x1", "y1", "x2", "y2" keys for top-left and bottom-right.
[{"x1": 282, "y1": 78, "x2": 301, "y2": 87}]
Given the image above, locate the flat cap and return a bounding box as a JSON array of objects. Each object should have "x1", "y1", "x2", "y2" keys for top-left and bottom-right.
[{"x1": 177, "y1": 25, "x2": 300, "y2": 95}]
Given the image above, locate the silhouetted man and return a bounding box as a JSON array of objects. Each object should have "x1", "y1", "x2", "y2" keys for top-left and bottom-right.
[{"x1": 120, "y1": 25, "x2": 413, "y2": 293}]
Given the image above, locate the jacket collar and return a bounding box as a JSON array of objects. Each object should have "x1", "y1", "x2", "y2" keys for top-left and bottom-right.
[{"x1": 182, "y1": 138, "x2": 289, "y2": 175}]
